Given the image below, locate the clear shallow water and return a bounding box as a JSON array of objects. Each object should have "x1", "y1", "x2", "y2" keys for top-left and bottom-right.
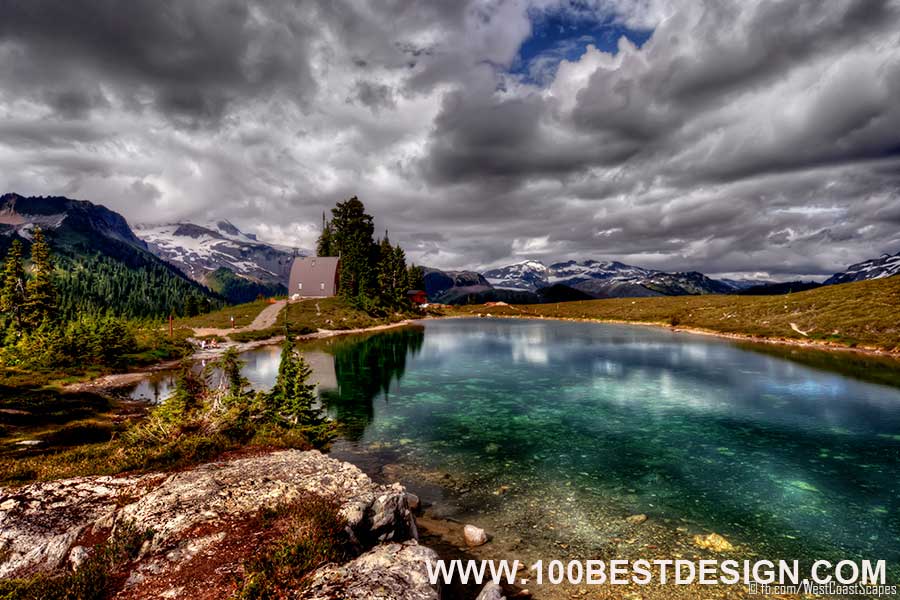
[{"x1": 127, "y1": 318, "x2": 900, "y2": 566}]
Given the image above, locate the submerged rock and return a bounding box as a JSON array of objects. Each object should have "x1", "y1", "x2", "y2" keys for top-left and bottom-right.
[
  {"x1": 464, "y1": 524, "x2": 488, "y2": 547},
  {"x1": 625, "y1": 514, "x2": 648, "y2": 525},
  {"x1": 693, "y1": 532, "x2": 734, "y2": 552}
]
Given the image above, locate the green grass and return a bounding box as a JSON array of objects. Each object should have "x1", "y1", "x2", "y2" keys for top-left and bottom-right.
[
  {"x1": 236, "y1": 495, "x2": 352, "y2": 599},
  {"x1": 284, "y1": 297, "x2": 411, "y2": 331},
  {"x1": 176, "y1": 299, "x2": 279, "y2": 329},
  {"x1": 446, "y1": 276, "x2": 900, "y2": 352}
]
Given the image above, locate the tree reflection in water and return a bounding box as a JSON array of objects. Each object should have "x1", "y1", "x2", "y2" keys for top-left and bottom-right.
[{"x1": 319, "y1": 326, "x2": 424, "y2": 440}]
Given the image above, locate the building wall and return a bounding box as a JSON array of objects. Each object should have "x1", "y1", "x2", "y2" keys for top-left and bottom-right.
[{"x1": 288, "y1": 256, "x2": 340, "y2": 297}]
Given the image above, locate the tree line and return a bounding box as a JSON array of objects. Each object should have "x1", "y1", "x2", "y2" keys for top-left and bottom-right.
[
  {"x1": 317, "y1": 197, "x2": 425, "y2": 311},
  {"x1": 0, "y1": 229, "x2": 197, "y2": 370}
]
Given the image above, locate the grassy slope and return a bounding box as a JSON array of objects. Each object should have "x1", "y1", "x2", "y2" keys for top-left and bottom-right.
[
  {"x1": 229, "y1": 297, "x2": 412, "y2": 342},
  {"x1": 445, "y1": 276, "x2": 900, "y2": 352},
  {"x1": 176, "y1": 299, "x2": 277, "y2": 329}
]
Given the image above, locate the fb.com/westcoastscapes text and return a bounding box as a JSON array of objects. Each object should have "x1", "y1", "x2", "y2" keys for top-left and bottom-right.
[{"x1": 427, "y1": 558, "x2": 897, "y2": 595}]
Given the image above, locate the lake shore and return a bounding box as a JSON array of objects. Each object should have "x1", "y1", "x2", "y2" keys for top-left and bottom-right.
[
  {"x1": 64, "y1": 319, "x2": 420, "y2": 394},
  {"x1": 434, "y1": 312, "x2": 900, "y2": 359}
]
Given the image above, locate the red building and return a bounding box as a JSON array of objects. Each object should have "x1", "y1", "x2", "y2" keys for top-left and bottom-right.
[{"x1": 406, "y1": 289, "x2": 428, "y2": 305}]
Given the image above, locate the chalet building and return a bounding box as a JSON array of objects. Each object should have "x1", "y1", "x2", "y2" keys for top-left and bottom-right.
[
  {"x1": 407, "y1": 289, "x2": 428, "y2": 305},
  {"x1": 288, "y1": 256, "x2": 340, "y2": 298}
]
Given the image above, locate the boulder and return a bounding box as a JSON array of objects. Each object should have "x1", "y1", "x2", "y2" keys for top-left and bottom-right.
[
  {"x1": 304, "y1": 541, "x2": 440, "y2": 600},
  {"x1": 693, "y1": 532, "x2": 734, "y2": 552},
  {"x1": 464, "y1": 524, "x2": 488, "y2": 547},
  {"x1": 625, "y1": 514, "x2": 648, "y2": 525},
  {"x1": 0, "y1": 474, "x2": 143, "y2": 577},
  {"x1": 0, "y1": 450, "x2": 417, "y2": 580},
  {"x1": 118, "y1": 450, "x2": 417, "y2": 553},
  {"x1": 476, "y1": 581, "x2": 506, "y2": 600}
]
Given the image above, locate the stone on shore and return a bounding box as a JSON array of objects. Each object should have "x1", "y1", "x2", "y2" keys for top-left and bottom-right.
[
  {"x1": 304, "y1": 541, "x2": 440, "y2": 600},
  {"x1": 477, "y1": 581, "x2": 507, "y2": 600},
  {"x1": 464, "y1": 524, "x2": 488, "y2": 547}
]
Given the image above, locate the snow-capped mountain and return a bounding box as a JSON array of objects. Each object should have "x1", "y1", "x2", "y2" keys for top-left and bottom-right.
[
  {"x1": 824, "y1": 250, "x2": 900, "y2": 285},
  {"x1": 483, "y1": 260, "x2": 550, "y2": 291},
  {"x1": 548, "y1": 260, "x2": 655, "y2": 283},
  {"x1": 135, "y1": 221, "x2": 302, "y2": 287},
  {"x1": 481, "y1": 259, "x2": 734, "y2": 298}
]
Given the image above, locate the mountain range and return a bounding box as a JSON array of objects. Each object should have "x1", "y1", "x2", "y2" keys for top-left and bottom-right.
[
  {"x1": 426, "y1": 252, "x2": 900, "y2": 304},
  {"x1": 2, "y1": 193, "x2": 898, "y2": 308},
  {"x1": 823, "y1": 251, "x2": 900, "y2": 285},
  {"x1": 134, "y1": 221, "x2": 298, "y2": 300},
  {"x1": 0, "y1": 193, "x2": 219, "y2": 317}
]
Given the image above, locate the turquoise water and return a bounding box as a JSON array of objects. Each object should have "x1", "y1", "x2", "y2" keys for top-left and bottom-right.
[
  {"x1": 126, "y1": 318, "x2": 900, "y2": 566},
  {"x1": 320, "y1": 319, "x2": 900, "y2": 566}
]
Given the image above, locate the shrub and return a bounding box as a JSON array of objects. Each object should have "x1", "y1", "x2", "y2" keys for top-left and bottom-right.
[{"x1": 236, "y1": 495, "x2": 352, "y2": 599}]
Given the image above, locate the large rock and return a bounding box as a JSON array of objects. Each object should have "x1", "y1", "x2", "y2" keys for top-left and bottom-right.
[
  {"x1": 0, "y1": 450, "x2": 417, "y2": 581},
  {"x1": 118, "y1": 449, "x2": 417, "y2": 553},
  {"x1": 476, "y1": 582, "x2": 506, "y2": 600},
  {"x1": 304, "y1": 541, "x2": 440, "y2": 600},
  {"x1": 464, "y1": 524, "x2": 488, "y2": 547},
  {"x1": 0, "y1": 475, "x2": 148, "y2": 577}
]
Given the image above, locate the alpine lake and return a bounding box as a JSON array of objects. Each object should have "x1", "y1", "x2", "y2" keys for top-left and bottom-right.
[{"x1": 127, "y1": 318, "x2": 900, "y2": 595}]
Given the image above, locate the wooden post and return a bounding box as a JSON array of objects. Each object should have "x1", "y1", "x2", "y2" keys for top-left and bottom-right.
[{"x1": 169, "y1": 314, "x2": 173, "y2": 338}]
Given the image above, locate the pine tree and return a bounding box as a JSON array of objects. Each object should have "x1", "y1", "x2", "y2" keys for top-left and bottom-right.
[
  {"x1": 271, "y1": 338, "x2": 324, "y2": 427},
  {"x1": 1, "y1": 239, "x2": 27, "y2": 331},
  {"x1": 316, "y1": 212, "x2": 334, "y2": 256},
  {"x1": 219, "y1": 347, "x2": 248, "y2": 406},
  {"x1": 328, "y1": 197, "x2": 376, "y2": 302},
  {"x1": 391, "y1": 244, "x2": 410, "y2": 305},
  {"x1": 407, "y1": 264, "x2": 425, "y2": 291},
  {"x1": 376, "y1": 231, "x2": 395, "y2": 305},
  {"x1": 165, "y1": 361, "x2": 206, "y2": 421},
  {"x1": 24, "y1": 227, "x2": 57, "y2": 327}
]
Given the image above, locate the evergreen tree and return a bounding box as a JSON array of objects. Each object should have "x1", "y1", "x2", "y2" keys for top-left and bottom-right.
[
  {"x1": 219, "y1": 347, "x2": 249, "y2": 406},
  {"x1": 165, "y1": 361, "x2": 206, "y2": 421},
  {"x1": 271, "y1": 338, "x2": 325, "y2": 427},
  {"x1": 1, "y1": 239, "x2": 27, "y2": 331},
  {"x1": 184, "y1": 294, "x2": 199, "y2": 317},
  {"x1": 327, "y1": 197, "x2": 376, "y2": 302},
  {"x1": 375, "y1": 234, "x2": 410, "y2": 307},
  {"x1": 316, "y1": 212, "x2": 334, "y2": 256},
  {"x1": 407, "y1": 264, "x2": 425, "y2": 291},
  {"x1": 24, "y1": 227, "x2": 57, "y2": 327},
  {"x1": 376, "y1": 231, "x2": 395, "y2": 304}
]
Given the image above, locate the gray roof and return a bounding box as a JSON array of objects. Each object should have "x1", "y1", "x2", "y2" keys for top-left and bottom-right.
[{"x1": 289, "y1": 256, "x2": 340, "y2": 296}]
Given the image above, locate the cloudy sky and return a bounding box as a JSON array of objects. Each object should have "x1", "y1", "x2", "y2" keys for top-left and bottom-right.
[{"x1": 1, "y1": 0, "x2": 899, "y2": 280}]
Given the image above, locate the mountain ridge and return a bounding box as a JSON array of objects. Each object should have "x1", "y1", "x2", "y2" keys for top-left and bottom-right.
[
  {"x1": 134, "y1": 221, "x2": 301, "y2": 290},
  {"x1": 0, "y1": 193, "x2": 222, "y2": 317}
]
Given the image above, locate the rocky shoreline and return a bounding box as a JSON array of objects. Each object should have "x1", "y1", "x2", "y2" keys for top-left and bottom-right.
[{"x1": 0, "y1": 449, "x2": 502, "y2": 599}]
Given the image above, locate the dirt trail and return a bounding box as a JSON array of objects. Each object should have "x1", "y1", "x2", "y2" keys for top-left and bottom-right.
[{"x1": 192, "y1": 300, "x2": 287, "y2": 337}]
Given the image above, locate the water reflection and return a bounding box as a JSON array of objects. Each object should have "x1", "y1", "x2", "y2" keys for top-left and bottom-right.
[
  {"x1": 319, "y1": 327, "x2": 425, "y2": 440},
  {"x1": 122, "y1": 318, "x2": 900, "y2": 566},
  {"x1": 324, "y1": 318, "x2": 900, "y2": 565}
]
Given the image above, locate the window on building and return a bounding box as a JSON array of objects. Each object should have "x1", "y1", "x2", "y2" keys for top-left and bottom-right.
[
  {"x1": 320, "y1": 282, "x2": 325, "y2": 290},
  {"x1": 298, "y1": 282, "x2": 303, "y2": 290}
]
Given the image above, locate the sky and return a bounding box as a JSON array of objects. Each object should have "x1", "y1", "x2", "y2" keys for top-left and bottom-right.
[{"x1": 1, "y1": 0, "x2": 899, "y2": 280}]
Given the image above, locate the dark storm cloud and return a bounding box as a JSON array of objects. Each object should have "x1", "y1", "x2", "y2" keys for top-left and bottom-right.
[
  {"x1": 0, "y1": 0, "x2": 317, "y2": 125},
  {"x1": 1, "y1": 0, "x2": 899, "y2": 278}
]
